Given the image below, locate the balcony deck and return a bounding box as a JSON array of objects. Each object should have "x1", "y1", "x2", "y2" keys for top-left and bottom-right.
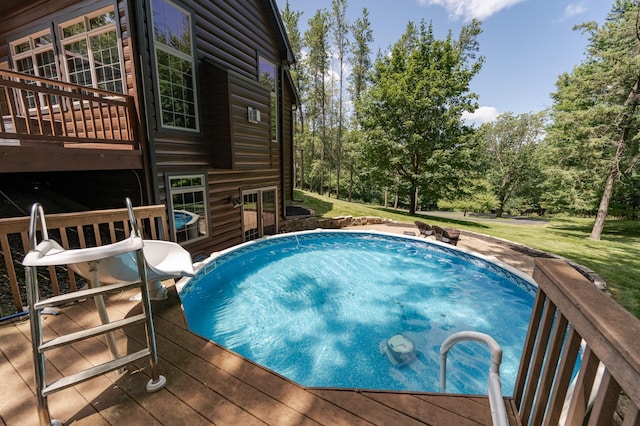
[
  {"x1": 0, "y1": 69, "x2": 143, "y2": 173},
  {"x1": 0, "y1": 284, "x2": 520, "y2": 425}
]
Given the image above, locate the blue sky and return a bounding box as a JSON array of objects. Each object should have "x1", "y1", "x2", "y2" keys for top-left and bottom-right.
[{"x1": 276, "y1": 0, "x2": 613, "y2": 124}]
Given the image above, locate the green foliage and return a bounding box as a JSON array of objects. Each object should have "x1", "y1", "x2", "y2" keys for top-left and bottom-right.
[
  {"x1": 438, "y1": 179, "x2": 498, "y2": 213},
  {"x1": 349, "y1": 7, "x2": 373, "y2": 125},
  {"x1": 546, "y1": 0, "x2": 640, "y2": 233},
  {"x1": 360, "y1": 20, "x2": 484, "y2": 214},
  {"x1": 480, "y1": 112, "x2": 547, "y2": 216}
]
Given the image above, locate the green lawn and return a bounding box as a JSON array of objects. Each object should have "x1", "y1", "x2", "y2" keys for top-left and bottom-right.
[{"x1": 292, "y1": 190, "x2": 640, "y2": 318}]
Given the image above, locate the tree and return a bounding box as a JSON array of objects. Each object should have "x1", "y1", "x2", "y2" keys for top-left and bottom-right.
[
  {"x1": 548, "y1": 0, "x2": 640, "y2": 239},
  {"x1": 346, "y1": 7, "x2": 373, "y2": 201},
  {"x1": 360, "y1": 20, "x2": 483, "y2": 214},
  {"x1": 304, "y1": 10, "x2": 331, "y2": 194},
  {"x1": 281, "y1": 2, "x2": 306, "y2": 188},
  {"x1": 481, "y1": 112, "x2": 546, "y2": 217},
  {"x1": 331, "y1": 0, "x2": 349, "y2": 199}
]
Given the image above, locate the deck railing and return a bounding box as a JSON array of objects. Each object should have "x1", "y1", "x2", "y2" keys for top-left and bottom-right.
[
  {"x1": 514, "y1": 258, "x2": 640, "y2": 425},
  {"x1": 0, "y1": 69, "x2": 138, "y2": 148},
  {"x1": 0, "y1": 205, "x2": 168, "y2": 317}
]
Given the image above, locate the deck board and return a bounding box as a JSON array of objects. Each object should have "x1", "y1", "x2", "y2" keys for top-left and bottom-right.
[{"x1": 0, "y1": 285, "x2": 519, "y2": 425}]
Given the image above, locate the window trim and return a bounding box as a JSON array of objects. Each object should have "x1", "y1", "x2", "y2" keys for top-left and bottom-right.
[
  {"x1": 166, "y1": 172, "x2": 209, "y2": 244},
  {"x1": 9, "y1": 28, "x2": 60, "y2": 110},
  {"x1": 149, "y1": 0, "x2": 200, "y2": 133},
  {"x1": 57, "y1": 5, "x2": 125, "y2": 93},
  {"x1": 258, "y1": 55, "x2": 279, "y2": 143}
]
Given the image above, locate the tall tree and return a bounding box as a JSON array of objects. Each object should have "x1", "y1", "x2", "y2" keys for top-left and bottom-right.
[
  {"x1": 548, "y1": 0, "x2": 640, "y2": 239},
  {"x1": 360, "y1": 20, "x2": 483, "y2": 214},
  {"x1": 345, "y1": 8, "x2": 373, "y2": 201},
  {"x1": 481, "y1": 112, "x2": 546, "y2": 217},
  {"x1": 349, "y1": 8, "x2": 373, "y2": 125},
  {"x1": 331, "y1": 0, "x2": 349, "y2": 199},
  {"x1": 305, "y1": 10, "x2": 330, "y2": 194},
  {"x1": 281, "y1": 2, "x2": 306, "y2": 188}
]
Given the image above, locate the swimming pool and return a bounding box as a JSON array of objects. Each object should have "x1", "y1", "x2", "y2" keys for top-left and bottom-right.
[{"x1": 177, "y1": 230, "x2": 536, "y2": 395}]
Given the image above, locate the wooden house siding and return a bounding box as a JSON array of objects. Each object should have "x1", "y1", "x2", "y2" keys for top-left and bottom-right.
[
  {"x1": 282, "y1": 75, "x2": 295, "y2": 205},
  {"x1": 135, "y1": 0, "x2": 294, "y2": 253},
  {"x1": 0, "y1": 0, "x2": 297, "y2": 256}
]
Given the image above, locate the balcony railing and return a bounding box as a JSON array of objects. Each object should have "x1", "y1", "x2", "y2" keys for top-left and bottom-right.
[
  {"x1": 0, "y1": 69, "x2": 138, "y2": 149},
  {"x1": 514, "y1": 258, "x2": 639, "y2": 425}
]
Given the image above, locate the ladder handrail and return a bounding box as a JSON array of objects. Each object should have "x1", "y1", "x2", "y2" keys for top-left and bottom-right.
[
  {"x1": 28, "y1": 203, "x2": 48, "y2": 250},
  {"x1": 23, "y1": 198, "x2": 166, "y2": 425},
  {"x1": 440, "y1": 331, "x2": 509, "y2": 426}
]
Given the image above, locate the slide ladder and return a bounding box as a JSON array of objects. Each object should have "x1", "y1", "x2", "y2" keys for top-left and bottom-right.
[{"x1": 23, "y1": 199, "x2": 167, "y2": 426}]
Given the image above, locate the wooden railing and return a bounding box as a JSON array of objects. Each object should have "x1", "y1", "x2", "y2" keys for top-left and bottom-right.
[
  {"x1": 514, "y1": 258, "x2": 639, "y2": 425},
  {"x1": 0, "y1": 69, "x2": 138, "y2": 148},
  {"x1": 0, "y1": 205, "x2": 167, "y2": 317}
]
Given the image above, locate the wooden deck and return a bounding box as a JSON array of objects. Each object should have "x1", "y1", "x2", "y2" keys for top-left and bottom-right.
[{"x1": 0, "y1": 284, "x2": 520, "y2": 425}]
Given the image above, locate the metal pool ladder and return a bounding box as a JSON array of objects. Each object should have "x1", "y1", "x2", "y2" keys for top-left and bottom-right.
[
  {"x1": 440, "y1": 331, "x2": 509, "y2": 426},
  {"x1": 22, "y1": 199, "x2": 166, "y2": 426}
]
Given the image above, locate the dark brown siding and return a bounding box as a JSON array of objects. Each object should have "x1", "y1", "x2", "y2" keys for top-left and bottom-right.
[
  {"x1": 282, "y1": 74, "x2": 295, "y2": 206},
  {"x1": 140, "y1": 0, "x2": 294, "y2": 254}
]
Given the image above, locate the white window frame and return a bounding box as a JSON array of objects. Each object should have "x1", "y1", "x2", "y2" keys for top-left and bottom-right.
[
  {"x1": 258, "y1": 56, "x2": 279, "y2": 143},
  {"x1": 167, "y1": 173, "x2": 209, "y2": 244},
  {"x1": 58, "y1": 6, "x2": 125, "y2": 93},
  {"x1": 10, "y1": 28, "x2": 60, "y2": 110},
  {"x1": 150, "y1": 0, "x2": 199, "y2": 132}
]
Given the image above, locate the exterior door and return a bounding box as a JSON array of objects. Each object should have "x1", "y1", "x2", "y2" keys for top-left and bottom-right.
[{"x1": 242, "y1": 187, "x2": 277, "y2": 241}]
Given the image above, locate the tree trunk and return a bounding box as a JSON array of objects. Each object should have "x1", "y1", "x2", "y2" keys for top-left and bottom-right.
[
  {"x1": 348, "y1": 159, "x2": 353, "y2": 202},
  {"x1": 590, "y1": 76, "x2": 640, "y2": 239},
  {"x1": 590, "y1": 165, "x2": 618, "y2": 240},
  {"x1": 409, "y1": 185, "x2": 417, "y2": 215}
]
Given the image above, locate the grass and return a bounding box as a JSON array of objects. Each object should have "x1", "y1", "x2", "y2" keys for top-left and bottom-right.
[{"x1": 292, "y1": 190, "x2": 640, "y2": 318}]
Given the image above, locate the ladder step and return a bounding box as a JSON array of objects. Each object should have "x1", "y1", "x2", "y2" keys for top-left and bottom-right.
[
  {"x1": 34, "y1": 281, "x2": 142, "y2": 309},
  {"x1": 41, "y1": 348, "x2": 152, "y2": 397},
  {"x1": 39, "y1": 314, "x2": 147, "y2": 353}
]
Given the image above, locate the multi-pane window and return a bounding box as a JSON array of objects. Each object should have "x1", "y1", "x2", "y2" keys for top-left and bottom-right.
[
  {"x1": 10, "y1": 30, "x2": 59, "y2": 108},
  {"x1": 59, "y1": 7, "x2": 124, "y2": 93},
  {"x1": 258, "y1": 57, "x2": 278, "y2": 142},
  {"x1": 151, "y1": 0, "x2": 198, "y2": 131},
  {"x1": 168, "y1": 174, "x2": 208, "y2": 243}
]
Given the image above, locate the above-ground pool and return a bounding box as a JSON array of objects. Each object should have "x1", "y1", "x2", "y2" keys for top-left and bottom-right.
[{"x1": 177, "y1": 230, "x2": 536, "y2": 395}]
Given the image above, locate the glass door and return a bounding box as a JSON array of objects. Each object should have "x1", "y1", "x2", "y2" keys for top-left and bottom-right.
[
  {"x1": 242, "y1": 187, "x2": 277, "y2": 241},
  {"x1": 242, "y1": 192, "x2": 259, "y2": 241},
  {"x1": 262, "y1": 189, "x2": 276, "y2": 236}
]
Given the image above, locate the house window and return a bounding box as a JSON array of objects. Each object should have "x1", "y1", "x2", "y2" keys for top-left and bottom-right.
[
  {"x1": 168, "y1": 174, "x2": 208, "y2": 243},
  {"x1": 258, "y1": 57, "x2": 278, "y2": 142},
  {"x1": 150, "y1": 0, "x2": 198, "y2": 131},
  {"x1": 59, "y1": 7, "x2": 124, "y2": 93},
  {"x1": 10, "y1": 29, "x2": 59, "y2": 108}
]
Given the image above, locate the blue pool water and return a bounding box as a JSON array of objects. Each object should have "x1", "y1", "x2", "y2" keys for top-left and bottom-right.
[{"x1": 178, "y1": 231, "x2": 536, "y2": 395}]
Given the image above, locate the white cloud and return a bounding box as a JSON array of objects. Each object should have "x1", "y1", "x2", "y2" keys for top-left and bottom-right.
[
  {"x1": 563, "y1": 2, "x2": 587, "y2": 18},
  {"x1": 462, "y1": 106, "x2": 499, "y2": 124},
  {"x1": 419, "y1": 0, "x2": 525, "y2": 21}
]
